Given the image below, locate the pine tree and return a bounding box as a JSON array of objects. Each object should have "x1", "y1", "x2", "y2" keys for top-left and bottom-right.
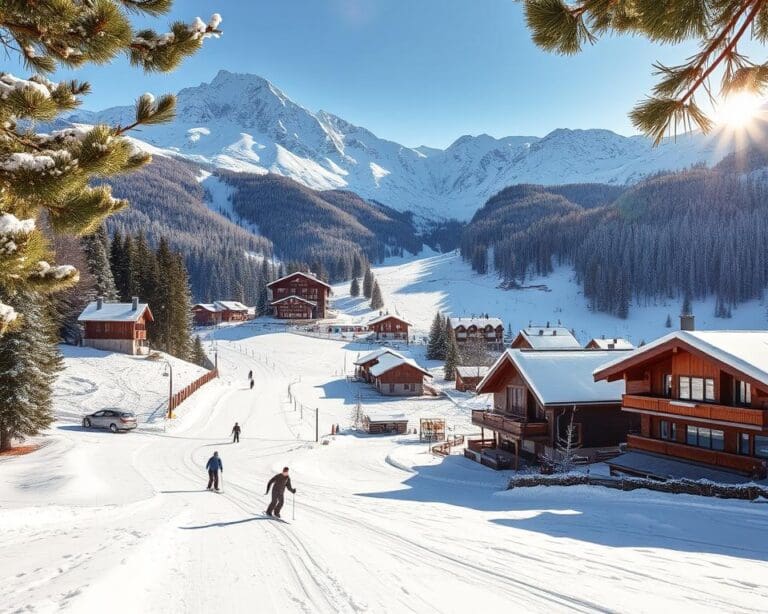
[
  {"x1": 0, "y1": 3, "x2": 222, "y2": 332},
  {"x1": 0, "y1": 292, "x2": 62, "y2": 451},
  {"x1": 443, "y1": 325, "x2": 460, "y2": 381},
  {"x1": 522, "y1": 0, "x2": 768, "y2": 143},
  {"x1": 665, "y1": 314, "x2": 672, "y2": 328},
  {"x1": 191, "y1": 335, "x2": 207, "y2": 368},
  {"x1": 370, "y1": 280, "x2": 384, "y2": 310},
  {"x1": 350, "y1": 277, "x2": 361, "y2": 297},
  {"x1": 109, "y1": 230, "x2": 128, "y2": 301},
  {"x1": 352, "y1": 255, "x2": 363, "y2": 280},
  {"x1": 427, "y1": 311, "x2": 444, "y2": 360},
  {"x1": 81, "y1": 226, "x2": 118, "y2": 301},
  {"x1": 168, "y1": 253, "x2": 194, "y2": 360},
  {"x1": 363, "y1": 267, "x2": 373, "y2": 299}
]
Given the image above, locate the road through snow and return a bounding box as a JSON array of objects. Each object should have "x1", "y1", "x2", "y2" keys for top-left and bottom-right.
[{"x1": 3, "y1": 331, "x2": 768, "y2": 613}]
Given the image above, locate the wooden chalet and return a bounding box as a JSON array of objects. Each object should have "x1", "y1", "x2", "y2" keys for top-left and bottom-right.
[
  {"x1": 510, "y1": 325, "x2": 581, "y2": 350},
  {"x1": 78, "y1": 297, "x2": 153, "y2": 356},
  {"x1": 451, "y1": 317, "x2": 504, "y2": 350},
  {"x1": 593, "y1": 329, "x2": 768, "y2": 479},
  {"x1": 586, "y1": 337, "x2": 635, "y2": 350},
  {"x1": 354, "y1": 348, "x2": 404, "y2": 382},
  {"x1": 363, "y1": 411, "x2": 409, "y2": 435},
  {"x1": 368, "y1": 314, "x2": 411, "y2": 342},
  {"x1": 455, "y1": 366, "x2": 490, "y2": 392},
  {"x1": 191, "y1": 303, "x2": 220, "y2": 326},
  {"x1": 214, "y1": 301, "x2": 249, "y2": 322},
  {"x1": 267, "y1": 272, "x2": 331, "y2": 320},
  {"x1": 470, "y1": 349, "x2": 634, "y2": 469},
  {"x1": 368, "y1": 353, "x2": 433, "y2": 396}
]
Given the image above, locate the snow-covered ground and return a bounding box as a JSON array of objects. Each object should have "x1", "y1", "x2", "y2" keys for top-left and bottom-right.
[
  {"x1": 332, "y1": 250, "x2": 768, "y2": 345},
  {"x1": 2, "y1": 324, "x2": 768, "y2": 613}
]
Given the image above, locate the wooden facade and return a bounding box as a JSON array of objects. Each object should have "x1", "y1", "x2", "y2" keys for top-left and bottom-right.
[
  {"x1": 268, "y1": 272, "x2": 331, "y2": 319},
  {"x1": 368, "y1": 315, "x2": 410, "y2": 341},
  {"x1": 594, "y1": 333, "x2": 768, "y2": 478},
  {"x1": 452, "y1": 319, "x2": 504, "y2": 351},
  {"x1": 510, "y1": 326, "x2": 581, "y2": 350},
  {"x1": 363, "y1": 414, "x2": 409, "y2": 435},
  {"x1": 192, "y1": 304, "x2": 220, "y2": 326},
  {"x1": 373, "y1": 363, "x2": 431, "y2": 396},
  {"x1": 79, "y1": 299, "x2": 154, "y2": 356},
  {"x1": 455, "y1": 367, "x2": 489, "y2": 392}
]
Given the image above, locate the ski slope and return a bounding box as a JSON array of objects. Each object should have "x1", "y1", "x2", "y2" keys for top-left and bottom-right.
[{"x1": 2, "y1": 328, "x2": 768, "y2": 613}]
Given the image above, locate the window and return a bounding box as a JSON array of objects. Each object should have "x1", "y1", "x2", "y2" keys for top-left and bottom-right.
[
  {"x1": 506, "y1": 386, "x2": 525, "y2": 412},
  {"x1": 736, "y1": 381, "x2": 752, "y2": 406},
  {"x1": 660, "y1": 420, "x2": 676, "y2": 441},
  {"x1": 686, "y1": 426, "x2": 725, "y2": 450},
  {"x1": 739, "y1": 433, "x2": 751, "y2": 456},
  {"x1": 678, "y1": 376, "x2": 715, "y2": 401},
  {"x1": 389, "y1": 384, "x2": 395, "y2": 393},
  {"x1": 755, "y1": 435, "x2": 768, "y2": 459},
  {"x1": 663, "y1": 374, "x2": 673, "y2": 398}
]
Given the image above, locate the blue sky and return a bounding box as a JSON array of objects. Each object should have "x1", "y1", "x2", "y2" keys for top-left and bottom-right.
[{"x1": 49, "y1": 1, "x2": 703, "y2": 148}]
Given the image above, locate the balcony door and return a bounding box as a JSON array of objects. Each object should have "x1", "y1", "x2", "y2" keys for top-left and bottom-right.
[{"x1": 506, "y1": 385, "x2": 526, "y2": 418}]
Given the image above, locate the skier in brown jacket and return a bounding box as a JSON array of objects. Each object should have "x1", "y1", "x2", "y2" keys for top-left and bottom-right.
[{"x1": 265, "y1": 467, "x2": 296, "y2": 518}]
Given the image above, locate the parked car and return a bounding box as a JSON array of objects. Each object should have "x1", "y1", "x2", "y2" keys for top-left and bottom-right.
[{"x1": 82, "y1": 410, "x2": 137, "y2": 433}]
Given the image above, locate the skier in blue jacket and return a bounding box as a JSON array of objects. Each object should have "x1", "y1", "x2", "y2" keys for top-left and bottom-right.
[{"x1": 206, "y1": 451, "x2": 223, "y2": 491}]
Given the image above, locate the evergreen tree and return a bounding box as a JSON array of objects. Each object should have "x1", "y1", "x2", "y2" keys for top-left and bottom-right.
[
  {"x1": 192, "y1": 335, "x2": 207, "y2": 367},
  {"x1": 370, "y1": 280, "x2": 384, "y2": 310},
  {"x1": 665, "y1": 314, "x2": 672, "y2": 328},
  {"x1": 427, "y1": 311, "x2": 445, "y2": 360},
  {"x1": 363, "y1": 267, "x2": 374, "y2": 299},
  {"x1": 352, "y1": 255, "x2": 364, "y2": 280},
  {"x1": 0, "y1": 293, "x2": 62, "y2": 451},
  {"x1": 81, "y1": 226, "x2": 118, "y2": 301},
  {"x1": 168, "y1": 253, "x2": 194, "y2": 360},
  {"x1": 443, "y1": 326, "x2": 460, "y2": 381},
  {"x1": 350, "y1": 277, "x2": 361, "y2": 297},
  {"x1": 0, "y1": 3, "x2": 221, "y2": 332},
  {"x1": 109, "y1": 230, "x2": 129, "y2": 301}
]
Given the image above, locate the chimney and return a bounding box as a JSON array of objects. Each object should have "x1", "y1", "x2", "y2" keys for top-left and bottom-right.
[
  {"x1": 546, "y1": 321, "x2": 550, "y2": 328},
  {"x1": 613, "y1": 338, "x2": 618, "y2": 343},
  {"x1": 538, "y1": 329, "x2": 544, "y2": 336},
  {"x1": 132, "y1": 297, "x2": 139, "y2": 311},
  {"x1": 553, "y1": 330, "x2": 558, "y2": 336},
  {"x1": 680, "y1": 314, "x2": 695, "y2": 331},
  {"x1": 96, "y1": 296, "x2": 103, "y2": 310}
]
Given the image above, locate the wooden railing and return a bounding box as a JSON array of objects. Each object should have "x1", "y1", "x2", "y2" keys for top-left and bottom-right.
[
  {"x1": 471, "y1": 409, "x2": 548, "y2": 437},
  {"x1": 622, "y1": 394, "x2": 768, "y2": 427},
  {"x1": 431, "y1": 435, "x2": 466, "y2": 457},
  {"x1": 169, "y1": 368, "x2": 219, "y2": 412},
  {"x1": 627, "y1": 434, "x2": 766, "y2": 475}
]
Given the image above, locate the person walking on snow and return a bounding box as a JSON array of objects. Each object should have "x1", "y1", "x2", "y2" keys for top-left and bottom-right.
[
  {"x1": 206, "y1": 451, "x2": 223, "y2": 491},
  {"x1": 248, "y1": 369, "x2": 253, "y2": 380},
  {"x1": 265, "y1": 467, "x2": 296, "y2": 518},
  {"x1": 231, "y1": 422, "x2": 241, "y2": 443},
  {"x1": 250, "y1": 379, "x2": 255, "y2": 391}
]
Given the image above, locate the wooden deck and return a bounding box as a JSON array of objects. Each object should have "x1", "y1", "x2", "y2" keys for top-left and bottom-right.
[
  {"x1": 471, "y1": 409, "x2": 548, "y2": 438},
  {"x1": 623, "y1": 394, "x2": 768, "y2": 428}
]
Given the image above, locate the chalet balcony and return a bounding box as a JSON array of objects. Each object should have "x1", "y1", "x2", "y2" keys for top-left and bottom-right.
[
  {"x1": 622, "y1": 394, "x2": 768, "y2": 428},
  {"x1": 471, "y1": 409, "x2": 548, "y2": 438},
  {"x1": 627, "y1": 434, "x2": 767, "y2": 476}
]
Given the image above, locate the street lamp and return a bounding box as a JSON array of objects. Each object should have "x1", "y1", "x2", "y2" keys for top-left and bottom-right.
[{"x1": 163, "y1": 361, "x2": 174, "y2": 419}]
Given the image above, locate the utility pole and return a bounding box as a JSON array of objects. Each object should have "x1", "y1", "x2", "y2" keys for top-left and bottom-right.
[
  {"x1": 164, "y1": 361, "x2": 174, "y2": 419},
  {"x1": 315, "y1": 407, "x2": 319, "y2": 443}
]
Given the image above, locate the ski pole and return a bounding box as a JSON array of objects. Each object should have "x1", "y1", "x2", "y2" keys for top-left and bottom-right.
[{"x1": 292, "y1": 492, "x2": 296, "y2": 521}]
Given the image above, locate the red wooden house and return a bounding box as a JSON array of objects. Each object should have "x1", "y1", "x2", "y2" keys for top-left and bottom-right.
[
  {"x1": 368, "y1": 314, "x2": 410, "y2": 341},
  {"x1": 455, "y1": 366, "x2": 490, "y2": 392},
  {"x1": 510, "y1": 325, "x2": 581, "y2": 350},
  {"x1": 214, "y1": 301, "x2": 249, "y2": 322},
  {"x1": 78, "y1": 297, "x2": 153, "y2": 356},
  {"x1": 368, "y1": 352, "x2": 432, "y2": 396},
  {"x1": 354, "y1": 348, "x2": 404, "y2": 382},
  {"x1": 470, "y1": 349, "x2": 633, "y2": 469},
  {"x1": 191, "y1": 303, "x2": 220, "y2": 326},
  {"x1": 593, "y1": 329, "x2": 768, "y2": 478},
  {"x1": 451, "y1": 317, "x2": 504, "y2": 351},
  {"x1": 267, "y1": 272, "x2": 331, "y2": 320}
]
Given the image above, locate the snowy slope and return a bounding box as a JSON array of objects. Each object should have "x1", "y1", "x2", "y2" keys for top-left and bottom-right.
[
  {"x1": 331, "y1": 251, "x2": 768, "y2": 345},
  {"x1": 70, "y1": 70, "x2": 736, "y2": 220}
]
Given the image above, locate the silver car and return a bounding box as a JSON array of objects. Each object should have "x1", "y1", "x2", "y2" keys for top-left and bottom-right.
[{"x1": 82, "y1": 410, "x2": 138, "y2": 433}]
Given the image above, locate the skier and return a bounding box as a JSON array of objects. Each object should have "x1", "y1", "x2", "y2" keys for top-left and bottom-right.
[
  {"x1": 206, "y1": 451, "x2": 223, "y2": 491},
  {"x1": 248, "y1": 369, "x2": 253, "y2": 380},
  {"x1": 250, "y1": 379, "x2": 255, "y2": 390},
  {"x1": 265, "y1": 466, "x2": 296, "y2": 518},
  {"x1": 231, "y1": 422, "x2": 241, "y2": 443}
]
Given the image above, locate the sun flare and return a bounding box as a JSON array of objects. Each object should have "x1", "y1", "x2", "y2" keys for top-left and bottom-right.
[{"x1": 715, "y1": 92, "x2": 765, "y2": 128}]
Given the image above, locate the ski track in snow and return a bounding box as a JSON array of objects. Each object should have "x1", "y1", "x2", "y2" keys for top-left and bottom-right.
[{"x1": 2, "y1": 319, "x2": 768, "y2": 612}]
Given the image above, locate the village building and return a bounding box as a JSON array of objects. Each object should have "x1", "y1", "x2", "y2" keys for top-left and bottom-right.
[
  {"x1": 593, "y1": 329, "x2": 768, "y2": 479},
  {"x1": 267, "y1": 271, "x2": 331, "y2": 320},
  {"x1": 368, "y1": 353, "x2": 433, "y2": 396},
  {"x1": 368, "y1": 313, "x2": 411, "y2": 342},
  {"x1": 468, "y1": 349, "x2": 634, "y2": 469},
  {"x1": 214, "y1": 300, "x2": 249, "y2": 322},
  {"x1": 363, "y1": 411, "x2": 409, "y2": 435},
  {"x1": 510, "y1": 325, "x2": 581, "y2": 350},
  {"x1": 353, "y1": 348, "x2": 404, "y2": 382},
  {"x1": 191, "y1": 303, "x2": 220, "y2": 327},
  {"x1": 455, "y1": 366, "x2": 490, "y2": 392},
  {"x1": 586, "y1": 337, "x2": 635, "y2": 350},
  {"x1": 78, "y1": 297, "x2": 153, "y2": 356},
  {"x1": 450, "y1": 317, "x2": 505, "y2": 350}
]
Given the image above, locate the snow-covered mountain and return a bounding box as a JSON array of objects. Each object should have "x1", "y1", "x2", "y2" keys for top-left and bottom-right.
[{"x1": 71, "y1": 70, "x2": 735, "y2": 220}]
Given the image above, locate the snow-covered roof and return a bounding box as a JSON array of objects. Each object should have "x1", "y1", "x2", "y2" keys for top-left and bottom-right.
[
  {"x1": 368, "y1": 313, "x2": 412, "y2": 326},
  {"x1": 587, "y1": 337, "x2": 635, "y2": 350},
  {"x1": 594, "y1": 330, "x2": 768, "y2": 389},
  {"x1": 479, "y1": 349, "x2": 624, "y2": 405},
  {"x1": 214, "y1": 300, "x2": 249, "y2": 311},
  {"x1": 456, "y1": 366, "x2": 491, "y2": 378},
  {"x1": 451, "y1": 317, "x2": 503, "y2": 329},
  {"x1": 266, "y1": 271, "x2": 332, "y2": 290},
  {"x1": 192, "y1": 303, "x2": 217, "y2": 312},
  {"x1": 365, "y1": 411, "x2": 408, "y2": 423},
  {"x1": 354, "y1": 347, "x2": 404, "y2": 366},
  {"x1": 270, "y1": 295, "x2": 317, "y2": 307},
  {"x1": 78, "y1": 301, "x2": 151, "y2": 323},
  {"x1": 369, "y1": 353, "x2": 432, "y2": 378},
  {"x1": 516, "y1": 326, "x2": 581, "y2": 349}
]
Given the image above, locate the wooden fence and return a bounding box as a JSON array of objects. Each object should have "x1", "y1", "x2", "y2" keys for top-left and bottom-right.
[
  {"x1": 432, "y1": 435, "x2": 465, "y2": 457},
  {"x1": 169, "y1": 368, "x2": 218, "y2": 412}
]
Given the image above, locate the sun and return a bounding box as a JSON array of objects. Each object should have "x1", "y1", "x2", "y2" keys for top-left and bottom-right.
[{"x1": 715, "y1": 92, "x2": 765, "y2": 128}]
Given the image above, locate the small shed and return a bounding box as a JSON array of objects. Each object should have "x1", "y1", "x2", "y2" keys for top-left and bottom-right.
[
  {"x1": 363, "y1": 411, "x2": 409, "y2": 435},
  {"x1": 78, "y1": 297, "x2": 153, "y2": 355},
  {"x1": 455, "y1": 366, "x2": 491, "y2": 392}
]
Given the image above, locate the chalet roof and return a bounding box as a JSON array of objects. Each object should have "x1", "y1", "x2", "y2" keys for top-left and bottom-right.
[
  {"x1": 587, "y1": 337, "x2": 635, "y2": 350},
  {"x1": 478, "y1": 349, "x2": 624, "y2": 405},
  {"x1": 78, "y1": 301, "x2": 151, "y2": 323},
  {"x1": 368, "y1": 313, "x2": 412, "y2": 326},
  {"x1": 515, "y1": 326, "x2": 581, "y2": 350},
  {"x1": 365, "y1": 411, "x2": 408, "y2": 423},
  {"x1": 451, "y1": 317, "x2": 503, "y2": 329},
  {"x1": 369, "y1": 353, "x2": 433, "y2": 378},
  {"x1": 270, "y1": 295, "x2": 317, "y2": 307},
  {"x1": 594, "y1": 330, "x2": 768, "y2": 389},
  {"x1": 353, "y1": 347, "x2": 404, "y2": 366},
  {"x1": 214, "y1": 300, "x2": 249, "y2": 311},
  {"x1": 192, "y1": 303, "x2": 217, "y2": 312},
  {"x1": 266, "y1": 271, "x2": 332, "y2": 290},
  {"x1": 456, "y1": 366, "x2": 491, "y2": 379}
]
